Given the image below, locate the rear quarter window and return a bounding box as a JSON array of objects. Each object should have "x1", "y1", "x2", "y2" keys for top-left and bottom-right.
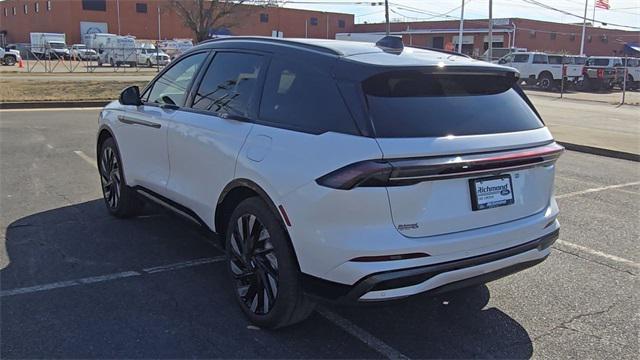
[
  {"x1": 258, "y1": 57, "x2": 359, "y2": 135},
  {"x1": 363, "y1": 70, "x2": 543, "y2": 138}
]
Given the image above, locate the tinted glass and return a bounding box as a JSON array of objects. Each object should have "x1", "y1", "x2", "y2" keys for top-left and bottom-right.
[
  {"x1": 532, "y1": 54, "x2": 547, "y2": 64},
  {"x1": 363, "y1": 71, "x2": 543, "y2": 138},
  {"x1": 146, "y1": 52, "x2": 206, "y2": 106},
  {"x1": 191, "y1": 52, "x2": 263, "y2": 118},
  {"x1": 586, "y1": 58, "x2": 610, "y2": 66},
  {"x1": 548, "y1": 56, "x2": 562, "y2": 64},
  {"x1": 574, "y1": 57, "x2": 587, "y2": 65},
  {"x1": 82, "y1": 0, "x2": 106, "y2": 11},
  {"x1": 259, "y1": 58, "x2": 358, "y2": 134},
  {"x1": 512, "y1": 54, "x2": 529, "y2": 63}
]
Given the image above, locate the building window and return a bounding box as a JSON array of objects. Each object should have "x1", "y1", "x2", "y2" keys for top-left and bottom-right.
[
  {"x1": 35, "y1": 2, "x2": 39, "y2": 13},
  {"x1": 587, "y1": 35, "x2": 592, "y2": 43},
  {"x1": 338, "y1": 19, "x2": 345, "y2": 28},
  {"x1": 12, "y1": 7, "x2": 16, "y2": 15},
  {"x1": 136, "y1": 3, "x2": 147, "y2": 13},
  {"x1": 82, "y1": 0, "x2": 106, "y2": 11},
  {"x1": 550, "y1": 32, "x2": 556, "y2": 40},
  {"x1": 3, "y1": 8, "x2": 7, "y2": 17},
  {"x1": 529, "y1": 30, "x2": 536, "y2": 38},
  {"x1": 601, "y1": 34, "x2": 608, "y2": 43},
  {"x1": 23, "y1": 4, "x2": 28, "y2": 14},
  {"x1": 47, "y1": 1, "x2": 51, "y2": 11},
  {"x1": 310, "y1": 17, "x2": 318, "y2": 26},
  {"x1": 260, "y1": 13, "x2": 268, "y2": 23},
  {"x1": 570, "y1": 34, "x2": 576, "y2": 41}
]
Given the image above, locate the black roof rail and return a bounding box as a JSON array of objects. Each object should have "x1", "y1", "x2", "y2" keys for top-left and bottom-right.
[
  {"x1": 409, "y1": 45, "x2": 472, "y2": 58},
  {"x1": 199, "y1": 36, "x2": 342, "y2": 56}
]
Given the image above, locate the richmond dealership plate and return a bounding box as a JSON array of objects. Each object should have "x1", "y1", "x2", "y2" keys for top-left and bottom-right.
[{"x1": 469, "y1": 175, "x2": 515, "y2": 211}]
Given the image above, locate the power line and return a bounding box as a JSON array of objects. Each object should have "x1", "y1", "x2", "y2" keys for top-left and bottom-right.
[{"x1": 520, "y1": 0, "x2": 640, "y2": 30}]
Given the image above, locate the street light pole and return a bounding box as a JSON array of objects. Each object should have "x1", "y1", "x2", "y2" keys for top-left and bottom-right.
[
  {"x1": 384, "y1": 0, "x2": 390, "y2": 36},
  {"x1": 116, "y1": 0, "x2": 121, "y2": 35},
  {"x1": 580, "y1": 0, "x2": 588, "y2": 55},
  {"x1": 457, "y1": 0, "x2": 465, "y2": 53}
]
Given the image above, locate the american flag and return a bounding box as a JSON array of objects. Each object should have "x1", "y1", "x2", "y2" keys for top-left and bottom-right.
[{"x1": 595, "y1": 0, "x2": 610, "y2": 10}]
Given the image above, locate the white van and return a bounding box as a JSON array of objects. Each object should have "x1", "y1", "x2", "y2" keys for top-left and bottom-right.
[{"x1": 88, "y1": 34, "x2": 137, "y2": 67}]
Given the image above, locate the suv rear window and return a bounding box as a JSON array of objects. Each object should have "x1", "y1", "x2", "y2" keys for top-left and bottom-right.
[
  {"x1": 586, "y1": 58, "x2": 610, "y2": 66},
  {"x1": 363, "y1": 70, "x2": 543, "y2": 138}
]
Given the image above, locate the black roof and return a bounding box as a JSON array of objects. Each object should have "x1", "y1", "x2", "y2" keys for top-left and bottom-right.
[{"x1": 197, "y1": 36, "x2": 505, "y2": 69}]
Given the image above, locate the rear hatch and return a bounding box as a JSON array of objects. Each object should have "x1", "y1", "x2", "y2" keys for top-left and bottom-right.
[{"x1": 363, "y1": 68, "x2": 560, "y2": 237}]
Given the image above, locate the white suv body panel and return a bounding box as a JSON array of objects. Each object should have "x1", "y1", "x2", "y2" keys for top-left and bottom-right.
[{"x1": 99, "y1": 38, "x2": 561, "y2": 302}]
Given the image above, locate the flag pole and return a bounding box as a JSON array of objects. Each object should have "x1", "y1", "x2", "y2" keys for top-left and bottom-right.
[{"x1": 579, "y1": 0, "x2": 588, "y2": 55}]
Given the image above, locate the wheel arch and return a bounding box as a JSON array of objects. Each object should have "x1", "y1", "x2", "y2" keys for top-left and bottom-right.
[
  {"x1": 215, "y1": 178, "x2": 287, "y2": 235},
  {"x1": 538, "y1": 70, "x2": 553, "y2": 79}
]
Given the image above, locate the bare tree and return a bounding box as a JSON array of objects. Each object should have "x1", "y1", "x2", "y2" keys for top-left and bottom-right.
[{"x1": 169, "y1": 0, "x2": 247, "y2": 43}]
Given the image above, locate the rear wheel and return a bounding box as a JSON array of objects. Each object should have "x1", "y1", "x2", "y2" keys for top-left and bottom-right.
[
  {"x1": 538, "y1": 72, "x2": 554, "y2": 90},
  {"x1": 225, "y1": 197, "x2": 315, "y2": 329},
  {"x1": 99, "y1": 137, "x2": 141, "y2": 217}
]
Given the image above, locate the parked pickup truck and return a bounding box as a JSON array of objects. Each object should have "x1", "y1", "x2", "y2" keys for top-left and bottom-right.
[
  {"x1": 620, "y1": 57, "x2": 640, "y2": 91},
  {"x1": 579, "y1": 57, "x2": 621, "y2": 91},
  {"x1": 0, "y1": 47, "x2": 21, "y2": 66},
  {"x1": 498, "y1": 52, "x2": 582, "y2": 90}
]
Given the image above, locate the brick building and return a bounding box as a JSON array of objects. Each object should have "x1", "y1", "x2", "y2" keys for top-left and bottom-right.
[
  {"x1": 347, "y1": 18, "x2": 640, "y2": 57},
  {"x1": 0, "y1": 0, "x2": 354, "y2": 44}
]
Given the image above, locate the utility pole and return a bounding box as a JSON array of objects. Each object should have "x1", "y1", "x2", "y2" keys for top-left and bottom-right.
[
  {"x1": 116, "y1": 0, "x2": 121, "y2": 35},
  {"x1": 488, "y1": 0, "x2": 493, "y2": 61},
  {"x1": 457, "y1": 0, "x2": 465, "y2": 53},
  {"x1": 580, "y1": 0, "x2": 588, "y2": 55},
  {"x1": 384, "y1": 0, "x2": 390, "y2": 36}
]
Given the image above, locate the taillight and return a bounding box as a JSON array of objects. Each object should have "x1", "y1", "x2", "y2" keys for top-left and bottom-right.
[
  {"x1": 582, "y1": 66, "x2": 588, "y2": 76},
  {"x1": 316, "y1": 142, "x2": 565, "y2": 190},
  {"x1": 597, "y1": 68, "x2": 605, "y2": 79}
]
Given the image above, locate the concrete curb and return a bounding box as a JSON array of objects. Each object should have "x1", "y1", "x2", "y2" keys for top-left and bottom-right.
[
  {"x1": 0, "y1": 101, "x2": 110, "y2": 109},
  {"x1": 558, "y1": 142, "x2": 639, "y2": 162},
  {"x1": 2, "y1": 101, "x2": 638, "y2": 162}
]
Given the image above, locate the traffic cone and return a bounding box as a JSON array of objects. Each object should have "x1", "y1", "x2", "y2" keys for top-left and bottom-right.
[{"x1": 18, "y1": 58, "x2": 23, "y2": 68}]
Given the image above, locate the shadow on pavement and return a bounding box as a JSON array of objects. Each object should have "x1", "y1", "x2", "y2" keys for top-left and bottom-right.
[{"x1": 2, "y1": 200, "x2": 532, "y2": 359}]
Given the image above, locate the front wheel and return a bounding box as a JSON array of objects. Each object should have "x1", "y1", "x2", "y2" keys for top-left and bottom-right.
[
  {"x1": 99, "y1": 137, "x2": 141, "y2": 217},
  {"x1": 146, "y1": 59, "x2": 152, "y2": 68},
  {"x1": 4, "y1": 56, "x2": 16, "y2": 66},
  {"x1": 538, "y1": 73, "x2": 554, "y2": 91},
  {"x1": 225, "y1": 197, "x2": 315, "y2": 329}
]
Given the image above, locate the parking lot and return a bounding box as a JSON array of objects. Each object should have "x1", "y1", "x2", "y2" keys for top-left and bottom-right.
[{"x1": 0, "y1": 109, "x2": 638, "y2": 359}]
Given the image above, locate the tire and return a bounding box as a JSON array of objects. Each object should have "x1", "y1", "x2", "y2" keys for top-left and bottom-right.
[
  {"x1": 225, "y1": 197, "x2": 315, "y2": 329},
  {"x1": 4, "y1": 56, "x2": 16, "y2": 66},
  {"x1": 99, "y1": 137, "x2": 142, "y2": 218},
  {"x1": 538, "y1": 72, "x2": 554, "y2": 90},
  {"x1": 147, "y1": 59, "x2": 152, "y2": 68}
]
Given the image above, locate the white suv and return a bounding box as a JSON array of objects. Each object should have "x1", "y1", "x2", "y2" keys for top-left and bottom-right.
[{"x1": 97, "y1": 37, "x2": 563, "y2": 328}]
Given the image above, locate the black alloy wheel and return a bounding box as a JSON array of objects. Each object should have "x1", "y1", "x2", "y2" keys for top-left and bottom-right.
[{"x1": 229, "y1": 214, "x2": 279, "y2": 315}]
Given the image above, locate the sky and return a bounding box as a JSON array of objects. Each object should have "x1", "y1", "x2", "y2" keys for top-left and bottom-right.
[{"x1": 273, "y1": 0, "x2": 640, "y2": 30}]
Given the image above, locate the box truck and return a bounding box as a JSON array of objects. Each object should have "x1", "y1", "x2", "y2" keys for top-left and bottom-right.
[{"x1": 30, "y1": 32, "x2": 70, "y2": 59}]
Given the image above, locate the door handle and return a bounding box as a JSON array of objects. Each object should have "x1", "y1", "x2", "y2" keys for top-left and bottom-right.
[{"x1": 117, "y1": 115, "x2": 161, "y2": 129}]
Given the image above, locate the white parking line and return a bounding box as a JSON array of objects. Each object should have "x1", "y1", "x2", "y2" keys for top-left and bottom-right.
[
  {"x1": 0, "y1": 257, "x2": 225, "y2": 298},
  {"x1": 73, "y1": 150, "x2": 97, "y2": 169},
  {"x1": 317, "y1": 307, "x2": 410, "y2": 360},
  {"x1": 556, "y1": 240, "x2": 640, "y2": 269},
  {"x1": 556, "y1": 181, "x2": 640, "y2": 199}
]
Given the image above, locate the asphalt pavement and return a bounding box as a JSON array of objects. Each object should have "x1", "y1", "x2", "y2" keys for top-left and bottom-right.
[{"x1": 1, "y1": 109, "x2": 638, "y2": 359}]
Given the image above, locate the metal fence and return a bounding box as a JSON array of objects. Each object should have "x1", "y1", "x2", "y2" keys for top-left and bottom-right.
[{"x1": 10, "y1": 44, "x2": 171, "y2": 73}]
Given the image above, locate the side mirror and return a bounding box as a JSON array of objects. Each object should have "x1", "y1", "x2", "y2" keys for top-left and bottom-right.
[{"x1": 119, "y1": 85, "x2": 142, "y2": 106}]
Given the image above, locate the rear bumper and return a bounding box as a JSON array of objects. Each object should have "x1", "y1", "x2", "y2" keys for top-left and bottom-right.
[{"x1": 303, "y1": 229, "x2": 558, "y2": 303}]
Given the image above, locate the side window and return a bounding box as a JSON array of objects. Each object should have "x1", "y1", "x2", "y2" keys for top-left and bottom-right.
[
  {"x1": 145, "y1": 52, "x2": 207, "y2": 106},
  {"x1": 191, "y1": 52, "x2": 264, "y2": 118},
  {"x1": 512, "y1": 54, "x2": 529, "y2": 63},
  {"x1": 548, "y1": 56, "x2": 562, "y2": 64},
  {"x1": 259, "y1": 57, "x2": 358, "y2": 135},
  {"x1": 532, "y1": 54, "x2": 547, "y2": 64}
]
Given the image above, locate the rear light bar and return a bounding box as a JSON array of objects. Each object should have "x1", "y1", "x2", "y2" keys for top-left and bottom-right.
[{"x1": 316, "y1": 142, "x2": 564, "y2": 190}]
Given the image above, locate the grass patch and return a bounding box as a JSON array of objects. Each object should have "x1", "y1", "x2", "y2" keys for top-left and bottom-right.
[{"x1": 0, "y1": 79, "x2": 148, "y2": 102}]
